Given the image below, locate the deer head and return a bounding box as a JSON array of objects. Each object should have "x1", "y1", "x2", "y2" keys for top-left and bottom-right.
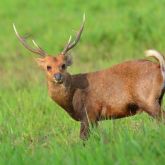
[{"x1": 13, "y1": 15, "x2": 85, "y2": 84}]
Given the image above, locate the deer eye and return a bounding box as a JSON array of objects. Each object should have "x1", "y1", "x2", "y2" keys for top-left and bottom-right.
[
  {"x1": 61, "y1": 64, "x2": 66, "y2": 70},
  {"x1": 47, "y1": 65, "x2": 52, "y2": 71}
]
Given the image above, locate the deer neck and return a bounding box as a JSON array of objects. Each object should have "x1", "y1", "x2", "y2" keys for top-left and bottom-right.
[
  {"x1": 47, "y1": 73, "x2": 74, "y2": 112},
  {"x1": 47, "y1": 73, "x2": 89, "y2": 121}
]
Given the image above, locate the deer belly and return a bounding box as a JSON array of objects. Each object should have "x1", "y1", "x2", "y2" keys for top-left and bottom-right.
[{"x1": 100, "y1": 103, "x2": 139, "y2": 120}]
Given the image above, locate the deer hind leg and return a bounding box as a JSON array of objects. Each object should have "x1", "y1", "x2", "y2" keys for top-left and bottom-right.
[
  {"x1": 142, "y1": 100, "x2": 165, "y2": 121},
  {"x1": 138, "y1": 85, "x2": 165, "y2": 121}
]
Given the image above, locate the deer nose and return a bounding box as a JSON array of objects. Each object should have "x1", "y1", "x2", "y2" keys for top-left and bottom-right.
[{"x1": 54, "y1": 73, "x2": 63, "y2": 82}]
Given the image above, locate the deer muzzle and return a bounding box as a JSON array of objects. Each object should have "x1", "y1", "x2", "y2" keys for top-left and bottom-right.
[{"x1": 54, "y1": 73, "x2": 64, "y2": 84}]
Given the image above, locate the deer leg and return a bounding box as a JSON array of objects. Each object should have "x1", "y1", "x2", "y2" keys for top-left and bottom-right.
[
  {"x1": 79, "y1": 104, "x2": 98, "y2": 140},
  {"x1": 80, "y1": 120, "x2": 98, "y2": 140},
  {"x1": 149, "y1": 109, "x2": 165, "y2": 122},
  {"x1": 142, "y1": 101, "x2": 165, "y2": 121},
  {"x1": 91, "y1": 121, "x2": 98, "y2": 128},
  {"x1": 158, "y1": 110, "x2": 165, "y2": 121},
  {"x1": 80, "y1": 119, "x2": 90, "y2": 140}
]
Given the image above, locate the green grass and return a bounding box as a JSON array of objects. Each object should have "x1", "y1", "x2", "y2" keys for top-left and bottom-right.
[{"x1": 1, "y1": 0, "x2": 165, "y2": 164}]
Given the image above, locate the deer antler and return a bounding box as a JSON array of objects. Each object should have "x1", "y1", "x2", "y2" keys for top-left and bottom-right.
[
  {"x1": 13, "y1": 24, "x2": 47, "y2": 57},
  {"x1": 62, "y1": 14, "x2": 85, "y2": 55}
]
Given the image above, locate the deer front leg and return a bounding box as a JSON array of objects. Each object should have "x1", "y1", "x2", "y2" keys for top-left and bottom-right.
[
  {"x1": 79, "y1": 114, "x2": 98, "y2": 140},
  {"x1": 80, "y1": 119, "x2": 90, "y2": 140}
]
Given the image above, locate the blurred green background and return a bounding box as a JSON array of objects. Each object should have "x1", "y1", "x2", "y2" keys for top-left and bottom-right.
[{"x1": 1, "y1": 0, "x2": 165, "y2": 164}]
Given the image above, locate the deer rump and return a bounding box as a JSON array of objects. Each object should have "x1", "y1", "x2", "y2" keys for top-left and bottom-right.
[{"x1": 72, "y1": 59, "x2": 164, "y2": 121}]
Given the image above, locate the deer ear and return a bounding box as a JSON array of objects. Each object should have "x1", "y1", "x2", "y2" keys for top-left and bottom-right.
[
  {"x1": 65, "y1": 54, "x2": 72, "y2": 66},
  {"x1": 35, "y1": 58, "x2": 45, "y2": 68}
]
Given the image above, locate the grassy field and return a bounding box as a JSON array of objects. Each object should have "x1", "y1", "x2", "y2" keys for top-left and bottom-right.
[{"x1": 1, "y1": 0, "x2": 165, "y2": 164}]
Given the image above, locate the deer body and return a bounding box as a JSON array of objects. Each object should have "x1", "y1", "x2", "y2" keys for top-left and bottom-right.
[
  {"x1": 47, "y1": 58, "x2": 165, "y2": 139},
  {"x1": 47, "y1": 59, "x2": 163, "y2": 121},
  {"x1": 13, "y1": 16, "x2": 165, "y2": 140}
]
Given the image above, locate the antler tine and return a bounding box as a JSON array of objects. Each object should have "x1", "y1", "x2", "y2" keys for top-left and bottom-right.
[
  {"x1": 32, "y1": 39, "x2": 46, "y2": 53},
  {"x1": 62, "y1": 13, "x2": 85, "y2": 55},
  {"x1": 62, "y1": 35, "x2": 72, "y2": 54},
  {"x1": 13, "y1": 24, "x2": 47, "y2": 57}
]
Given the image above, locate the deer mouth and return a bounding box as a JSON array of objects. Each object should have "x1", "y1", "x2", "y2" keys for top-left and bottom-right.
[
  {"x1": 54, "y1": 78, "x2": 64, "y2": 84},
  {"x1": 53, "y1": 73, "x2": 64, "y2": 84}
]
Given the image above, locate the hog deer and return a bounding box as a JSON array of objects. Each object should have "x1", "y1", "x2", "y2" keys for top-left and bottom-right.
[{"x1": 13, "y1": 16, "x2": 165, "y2": 140}]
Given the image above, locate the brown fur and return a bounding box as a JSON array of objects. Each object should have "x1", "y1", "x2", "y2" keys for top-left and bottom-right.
[{"x1": 36, "y1": 53, "x2": 165, "y2": 140}]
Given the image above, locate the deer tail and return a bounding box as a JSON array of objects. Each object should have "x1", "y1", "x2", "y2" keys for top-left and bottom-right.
[{"x1": 145, "y1": 49, "x2": 165, "y2": 87}]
